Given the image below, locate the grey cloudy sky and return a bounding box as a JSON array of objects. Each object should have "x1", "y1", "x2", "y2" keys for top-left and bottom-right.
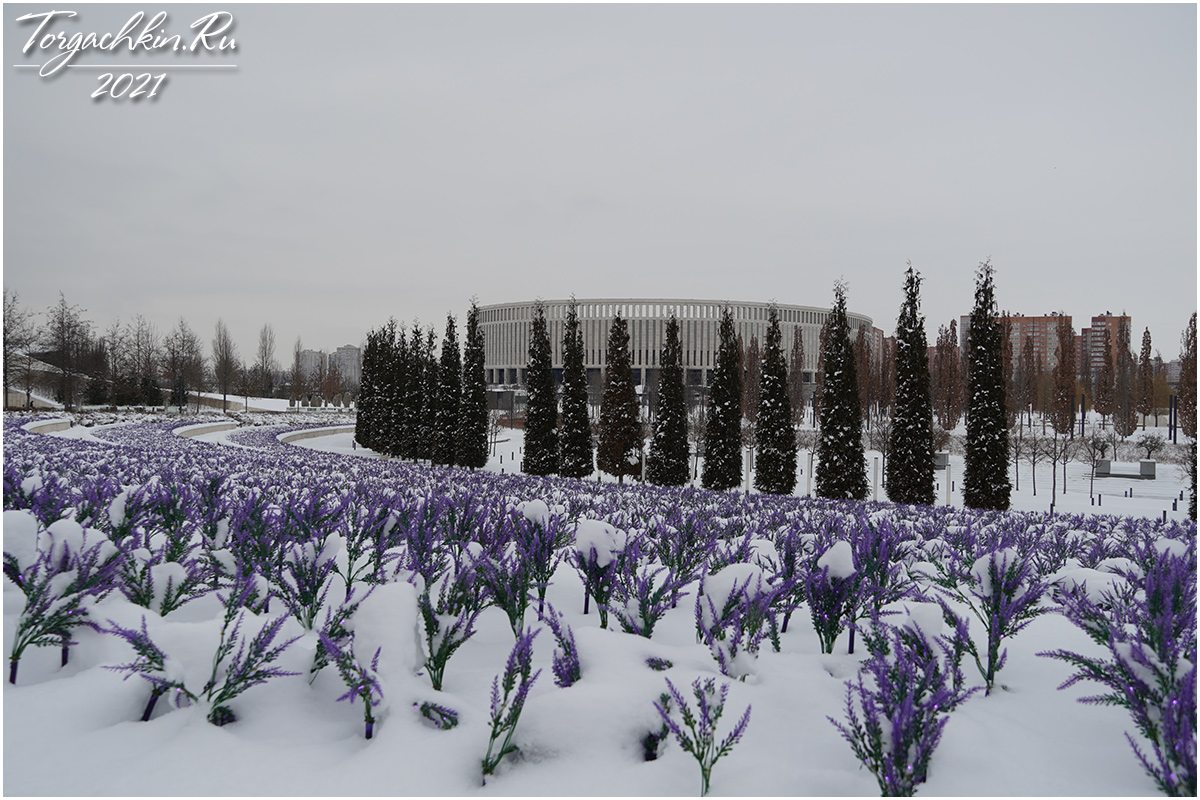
[{"x1": 4, "y1": 3, "x2": 1196, "y2": 361}]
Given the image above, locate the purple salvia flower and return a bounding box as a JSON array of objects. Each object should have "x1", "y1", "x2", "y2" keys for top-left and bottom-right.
[
  {"x1": 482, "y1": 627, "x2": 542, "y2": 782},
  {"x1": 654, "y1": 676, "x2": 751, "y2": 797},
  {"x1": 537, "y1": 602, "x2": 581, "y2": 688}
]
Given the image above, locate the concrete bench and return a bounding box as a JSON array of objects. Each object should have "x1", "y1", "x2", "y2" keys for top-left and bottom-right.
[{"x1": 1095, "y1": 459, "x2": 1155, "y2": 479}]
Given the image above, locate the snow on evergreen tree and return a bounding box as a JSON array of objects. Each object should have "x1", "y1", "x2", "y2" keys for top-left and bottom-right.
[
  {"x1": 433, "y1": 314, "x2": 461, "y2": 466},
  {"x1": 401, "y1": 323, "x2": 424, "y2": 460},
  {"x1": 418, "y1": 327, "x2": 440, "y2": 462},
  {"x1": 647, "y1": 314, "x2": 690, "y2": 486},
  {"x1": 787, "y1": 330, "x2": 805, "y2": 425},
  {"x1": 598, "y1": 315, "x2": 642, "y2": 483},
  {"x1": 456, "y1": 300, "x2": 489, "y2": 469},
  {"x1": 963, "y1": 259, "x2": 1011, "y2": 510},
  {"x1": 1178, "y1": 313, "x2": 1196, "y2": 519},
  {"x1": 522, "y1": 301, "x2": 559, "y2": 476},
  {"x1": 815, "y1": 282, "x2": 868, "y2": 500},
  {"x1": 886, "y1": 263, "x2": 934, "y2": 506},
  {"x1": 812, "y1": 321, "x2": 830, "y2": 425},
  {"x1": 355, "y1": 325, "x2": 381, "y2": 451},
  {"x1": 1094, "y1": 325, "x2": 1115, "y2": 428},
  {"x1": 393, "y1": 326, "x2": 417, "y2": 460},
  {"x1": 703, "y1": 306, "x2": 743, "y2": 491},
  {"x1": 754, "y1": 305, "x2": 797, "y2": 495},
  {"x1": 558, "y1": 298, "x2": 594, "y2": 479}
]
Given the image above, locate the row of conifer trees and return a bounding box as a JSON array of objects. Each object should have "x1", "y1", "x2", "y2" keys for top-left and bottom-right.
[
  {"x1": 353, "y1": 261, "x2": 1042, "y2": 511},
  {"x1": 355, "y1": 301, "x2": 489, "y2": 469}
]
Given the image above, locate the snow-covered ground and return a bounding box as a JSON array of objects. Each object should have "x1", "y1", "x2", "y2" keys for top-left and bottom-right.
[
  {"x1": 4, "y1": 415, "x2": 1194, "y2": 796},
  {"x1": 296, "y1": 427, "x2": 1191, "y2": 522}
]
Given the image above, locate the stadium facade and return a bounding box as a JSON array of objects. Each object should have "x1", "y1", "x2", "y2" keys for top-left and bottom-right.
[{"x1": 477, "y1": 298, "x2": 876, "y2": 392}]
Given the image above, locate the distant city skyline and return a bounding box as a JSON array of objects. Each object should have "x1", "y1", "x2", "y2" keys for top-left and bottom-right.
[{"x1": 5, "y1": 5, "x2": 1194, "y2": 362}]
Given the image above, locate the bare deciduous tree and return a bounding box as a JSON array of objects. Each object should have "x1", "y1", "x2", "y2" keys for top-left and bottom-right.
[
  {"x1": 4, "y1": 290, "x2": 37, "y2": 408},
  {"x1": 211, "y1": 319, "x2": 239, "y2": 412},
  {"x1": 254, "y1": 323, "x2": 277, "y2": 399}
]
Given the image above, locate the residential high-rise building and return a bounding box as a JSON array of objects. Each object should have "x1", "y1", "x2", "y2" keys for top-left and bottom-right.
[
  {"x1": 332, "y1": 345, "x2": 362, "y2": 388},
  {"x1": 961, "y1": 312, "x2": 1072, "y2": 371},
  {"x1": 298, "y1": 349, "x2": 326, "y2": 382}
]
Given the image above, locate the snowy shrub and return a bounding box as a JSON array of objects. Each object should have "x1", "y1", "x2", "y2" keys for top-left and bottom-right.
[
  {"x1": 705, "y1": 528, "x2": 755, "y2": 575},
  {"x1": 572, "y1": 519, "x2": 628, "y2": 629},
  {"x1": 116, "y1": 524, "x2": 209, "y2": 616},
  {"x1": 828, "y1": 615, "x2": 978, "y2": 797},
  {"x1": 804, "y1": 540, "x2": 860, "y2": 654},
  {"x1": 270, "y1": 533, "x2": 340, "y2": 630},
  {"x1": 511, "y1": 502, "x2": 571, "y2": 615},
  {"x1": 477, "y1": 544, "x2": 533, "y2": 638},
  {"x1": 695, "y1": 565, "x2": 782, "y2": 679},
  {"x1": 310, "y1": 586, "x2": 372, "y2": 679},
  {"x1": 336, "y1": 489, "x2": 399, "y2": 590},
  {"x1": 7, "y1": 518, "x2": 120, "y2": 683},
  {"x1": 104, "y1": 616, "x2": 196, "y2": 721},
  {"x1": 654, "y1": 676, "x2": 752, "y2": 797},
  {"x1": 537, "y1": 603, "x2": 581, "y2": 688},
  {"x1": 848, "y1": 517, "x2": 918, "y2": 653},
  {"x1": 934, "y1": 547, "x2": 1048, "y2": 694},
  {"x1": 482, "y1": 627, "x2": 542, "y2": 783},
  {"x1": 316, "y1": 629, "x2": 383, "y2": 739},
  {"x1": 415, "y1": 560, "x2": 486, "y2": 691},
  {"x1": 202, "y1": 580, "x2": 301, "y2": 726},
  {"x1": 1039, "y1": 543, "x2": 1196, "y2": 797},
  {"x1": 606, "y1": 563, "x2": 690, "y2": 639},
  {"x1": 645, "y1": 509, "x2": 716, "y2": 587}
]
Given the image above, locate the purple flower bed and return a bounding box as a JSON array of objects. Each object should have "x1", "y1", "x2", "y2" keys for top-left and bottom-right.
[{"x1": 3, "y1": 414, "x2": 1195, "y2": 794}]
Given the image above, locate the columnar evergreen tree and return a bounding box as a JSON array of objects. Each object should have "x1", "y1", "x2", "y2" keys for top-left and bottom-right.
[
  {"x1": 1094, "y1": 326, "x2": 1115, "y2": 428},
  {"x1": 1050, "y1": 314, "x2": 1077, "y2": 436},
  {"x1": 887, "y1": 264, "x2": 934, "y2": 506},
  {"x1": 433, "y1": 314, "x2": 461, "y2": 466},
  {"x1": 647, "y1": 314, "x2": 689, "y2": 486},
  {"x1": 1177, "y1": 313, "x2": 1196, "y2": 519},
  {"x1": 815, "y1": 282, "x2": 869, "y2": 500},
  {"x1": 812, "y1": 321, "x2": 830, "y2": 425},
  {"x1": 457, "y1": 300, "x2": 489, "y2": 469},
  {"x1": 1136, "y1": 327, "x2": 1154, "y2": 429},
  {"x1": 355, "y1": 326, "x2": 380, "y2": 450},
  {"x1": 702, "y1": 307, "x2": 743, "y2": 491},
  {"x1": 1113, "y1": 319, "x2": 1138, "y2": 440},
  {"x1": 559, "y1": 298, "x2": 594, "y2": 479},
  {"x1": 963, "y1": 260, "x2": 1011, "y2": 510},
  {"x1": 422, "y1": 326, "x2": 441, "y2": 462},
  {"x1": 753, "y1": 306, "x2": 797, "y2": 495},
  {"x1": 597, "y1": 315, "x2": 642, "y2": 482},
  {"x1": 401, "y1": 323, "x2": 425, "y2": 459},
  {"x1": 787, "y1": 332, "x2": 805, "y2": 425},
  {"x1": 522, "y1": 301, "x2": 559, "y2": 476}
]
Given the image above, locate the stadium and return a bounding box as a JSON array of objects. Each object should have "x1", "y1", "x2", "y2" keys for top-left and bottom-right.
[{"x1": 477, "y1": 298, "x2": 878, "y2": 395}]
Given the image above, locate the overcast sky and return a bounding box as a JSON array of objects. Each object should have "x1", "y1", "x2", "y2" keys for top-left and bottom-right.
[{"x1": 5, "y1": 4, "x2": 1196, "y2": 363}]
